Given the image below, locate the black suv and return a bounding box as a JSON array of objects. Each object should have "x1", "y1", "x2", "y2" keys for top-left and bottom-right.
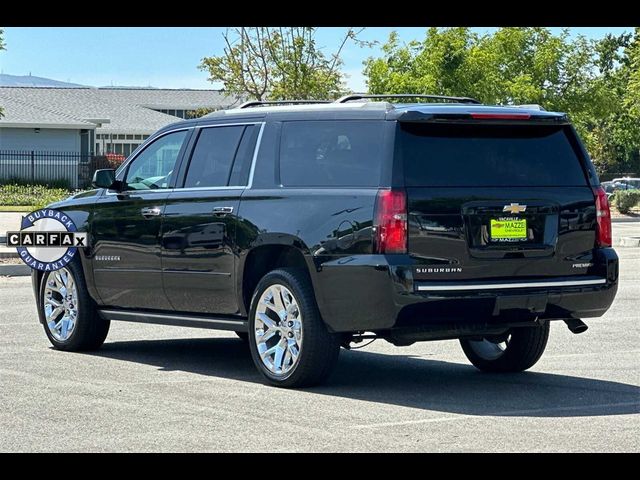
[{"x1": 32, "y1": 94, "x2": 619, "y2": 388}]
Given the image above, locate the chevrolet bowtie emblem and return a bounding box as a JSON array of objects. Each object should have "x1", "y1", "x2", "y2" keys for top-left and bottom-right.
[{"x1": 503, "y1": 203, "x2": 527, "y2": 214}]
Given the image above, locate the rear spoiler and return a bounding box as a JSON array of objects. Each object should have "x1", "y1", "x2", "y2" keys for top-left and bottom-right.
[{"x1": 392, "y1": 111, "x2": 569, "y2": 124}]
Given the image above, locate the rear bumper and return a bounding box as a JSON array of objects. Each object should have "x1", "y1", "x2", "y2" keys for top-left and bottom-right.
[{"x1": 312, "y1": 248, "x2": 619, "y2": 333}]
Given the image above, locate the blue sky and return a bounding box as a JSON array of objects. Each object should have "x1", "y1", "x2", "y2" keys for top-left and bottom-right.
[{"x1": 0, "y1": 27, "x2": 633, "y2": 92}]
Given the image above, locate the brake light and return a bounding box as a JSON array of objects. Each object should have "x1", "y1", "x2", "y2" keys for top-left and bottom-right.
[
  {"x1": 470, "y1": 113, "x2": 531, "y2": 120},
  {"x1": 593, "y1": 186, "x2": 612, "y2": 247},
  {"x1": 374, "y1": 189, "x2": 407, "y2": 254}
]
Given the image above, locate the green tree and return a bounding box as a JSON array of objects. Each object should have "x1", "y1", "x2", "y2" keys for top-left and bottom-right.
[
  {"x1": 363, "y1": 27, "x2": 640, "y2": 176},
  {"x1": 365, "y1": 28, "x2": 601, "y2": 112},
  {"x1": 200, "y1": 27, "x2": 365, "y2": 101},
  {"x1": 186, "y1": 107, "x2": 216, "y2": 119},
  {"x1": 625, "y1": 28, "x2": 640, "y2": 126}
]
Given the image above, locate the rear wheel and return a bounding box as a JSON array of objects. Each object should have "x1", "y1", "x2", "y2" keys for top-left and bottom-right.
[
  {"x1": 248, "y1": 268, "x2": 340, "y2": 388},
  {"x1": 39, "y1": 261, "x2": 110, "y2": 351},
  {"x1": 459, "y1": 323, "x2": 549, "y2": 373}
]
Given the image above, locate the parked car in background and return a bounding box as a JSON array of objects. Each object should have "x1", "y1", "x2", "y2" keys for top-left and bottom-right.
[
  {"x1": 601, "y1": 181, "x2": 615, "y2": 198},
  {"x1": 602, "y1": 178, "x2": 639, "y2": 199},
  {"x1": 610, "y1": 177, "x2": 640, "y2": 190}
]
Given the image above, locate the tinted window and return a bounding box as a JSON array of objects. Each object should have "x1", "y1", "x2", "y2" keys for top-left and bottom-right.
[
  {"x1": 125, "y1": 130, "x2": 188, "y2": 190},
  {"x1": 229, "y1": 124, "x2": 260, "y2": 186},
  {"x1": 400, "y1": 124, "x2": 587, "y2": 187},
  {"x1": 184, "y1": 126, "x2": 245, "y2": 188},
  {"x1": 280, "y1": 121, "x2": 385, "y2": 187}
]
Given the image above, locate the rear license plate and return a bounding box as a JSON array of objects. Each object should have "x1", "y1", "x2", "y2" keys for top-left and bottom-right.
[{"x1": 490, "y1": 218, "x2": 527, "y2": 240}]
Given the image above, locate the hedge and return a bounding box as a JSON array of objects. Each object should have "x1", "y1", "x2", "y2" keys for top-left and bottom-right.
[
  {"x1": 0, "y1": 184, "x2": 71, "y2": 209},
  {"x1": 612, "y1": 189, "x2": 640, "y2": 214}
]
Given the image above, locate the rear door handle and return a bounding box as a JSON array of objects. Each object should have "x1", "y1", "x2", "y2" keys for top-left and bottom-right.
[
  {"x1": 213, "y1": 206, "x2": 234, "y2": 216},
  {"x1": 140, "y1": 206, "x2": 162, "y2": 218}
]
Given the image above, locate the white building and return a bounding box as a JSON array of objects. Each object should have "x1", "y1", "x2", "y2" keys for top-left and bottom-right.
[{"x1": 0, "y1": 86, "x2": 237, "y2": 157}]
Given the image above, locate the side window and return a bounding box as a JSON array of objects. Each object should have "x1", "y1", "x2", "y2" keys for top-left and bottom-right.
[
  {"x1": 229, "y1": 125, "x2": 260, "y2": 186},
  {"x1": 279, "y1": 121, "x2": 385, "y2": 187},
  {"x1": 184, "y1": 126, "x2": 245, "y2": 188},
  {"x1": 125, "y1": 130, "x2": 188, "y2": 190}
]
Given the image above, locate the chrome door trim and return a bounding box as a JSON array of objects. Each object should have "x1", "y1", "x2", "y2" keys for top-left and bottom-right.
[
  {"x1": 415, "y1": 278, "x2": 607, "y2": 292},
  {"x1": 247, "y1": 122, "x2": 266, "y2": 189},
  {"x1": 113, "y1": 126, "x2": 194, "y2": 177},
  {"x1": 104, "y1": 121, "x2": 265, "y2": 196}
]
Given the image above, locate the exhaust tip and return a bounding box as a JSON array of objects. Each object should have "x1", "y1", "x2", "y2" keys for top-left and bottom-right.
[{"x1": 564, "y1": 318, "x2": 588, "y2": 334}]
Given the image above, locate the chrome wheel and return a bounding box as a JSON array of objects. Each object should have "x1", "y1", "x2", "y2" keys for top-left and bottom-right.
[
  {"x1": 43, "y1": 267, "x2": 78, "y2": 342},
  {"x1": 254, "y1": 284, "x2": 303, "y2": 376},
  {"x1": 468, "y1": 334, "x2": 512, "y2": 361}
]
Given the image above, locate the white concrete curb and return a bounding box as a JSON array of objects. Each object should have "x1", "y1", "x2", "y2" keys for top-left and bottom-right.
[
  {"x1": 612, "y1": 216, "x2": 640, "y2": 223},
  {"x1": 619, "y1": 236, "x2": 640, "y2": 247}
]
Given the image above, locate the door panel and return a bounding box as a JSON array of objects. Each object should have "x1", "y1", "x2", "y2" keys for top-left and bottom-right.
[
  {"x1": 158, "y1": 124, "x2": 258, "y2": 315},
  {"x1": 161, "y1": 190, "x2": 243, "y2": 314},
  {"x1": 90, "y1": 129, "x2": 190, "y2": 309},
  {"x1": 92, "y1": 191, "x2": 173, "y2": 309}
]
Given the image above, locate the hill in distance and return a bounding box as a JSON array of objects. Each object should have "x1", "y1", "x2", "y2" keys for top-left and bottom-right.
[{"x1": 0, "y1": 73, "x2": 88, "y2": 88}]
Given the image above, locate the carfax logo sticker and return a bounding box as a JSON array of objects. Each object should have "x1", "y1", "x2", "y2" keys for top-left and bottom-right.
[{"x1": 5, "y1": 209, "x2": 87, "y2": 271}]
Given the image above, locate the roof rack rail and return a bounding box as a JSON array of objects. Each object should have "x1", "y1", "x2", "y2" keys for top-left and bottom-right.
[
  {"x1": 335, "y1": 93, "x2": 481, "y2": 105},
  {"x1": 238, "y1": 100, "x2": 331, "y2": 109}
]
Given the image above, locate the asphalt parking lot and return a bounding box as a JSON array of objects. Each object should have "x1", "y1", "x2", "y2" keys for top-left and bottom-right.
[{"x1": 1, "y1": 240, "x2": 638, "y2": 452}]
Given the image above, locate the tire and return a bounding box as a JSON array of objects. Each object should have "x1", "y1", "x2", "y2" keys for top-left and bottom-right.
[
  {"x1": 235, "y1": 331, "x2": 249, "y2": 342},
  {"x1": 459, "y1": 323, "x2": 550, "y2": 373},
  {"x1": 39, "y1": 259, "x2": 110, "y2": 351},
  {"x1": 248, "y1": 268, "x2": 340, "y2": 388}
]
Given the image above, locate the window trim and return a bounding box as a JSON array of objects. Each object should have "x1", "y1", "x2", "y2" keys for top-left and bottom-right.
[
  {"x1": 176, "y1": 122, "x2": 265, "y2": 191},
  {"x1": 123, "y1": 128, "x2": 191, "y2": 192},
  {"x1": 180, "y1": 124, "x2": 247, "y2": 190},
  {"x1": 106, "y1": 127, "x2": 193, "y2": 196},
  {"x1": 107, "y1": 122, "x2": 265, "y2": 196}
]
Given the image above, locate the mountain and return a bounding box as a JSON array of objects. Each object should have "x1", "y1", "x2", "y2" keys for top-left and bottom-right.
[
  {"x1": 0, "y1": 74, "x2": 86, "y2": 88},
  {"x1": 99, "y1": 85, "x2": 159, "y2": 90}
]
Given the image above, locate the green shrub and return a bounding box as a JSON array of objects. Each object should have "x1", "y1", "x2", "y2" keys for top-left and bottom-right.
[
  {"x1": 612, "y1": 189, "x2": 640, "y2": 214},
  {"x1": 0, "y1": 184, "x2": 71, "y2": 209},
  {"x1": 2, "y1": 177, "x2": 73, "y2": 190}
]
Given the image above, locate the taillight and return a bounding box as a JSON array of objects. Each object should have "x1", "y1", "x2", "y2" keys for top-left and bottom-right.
[
  {"x1": 593, "y1": 186, "x2": 612, "y2": 248},
  {"x1": 373, "y1": 189, "x2": 407, "y2": 254}
]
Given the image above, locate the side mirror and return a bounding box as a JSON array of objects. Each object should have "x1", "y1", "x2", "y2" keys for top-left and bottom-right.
[{"x1": 92, "y1": 169, "x2": 119, "y2": 190}]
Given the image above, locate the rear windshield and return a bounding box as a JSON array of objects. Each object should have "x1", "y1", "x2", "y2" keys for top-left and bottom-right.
[{"x1": 399, "y1": 123, "x2": 587, "y2": 187}]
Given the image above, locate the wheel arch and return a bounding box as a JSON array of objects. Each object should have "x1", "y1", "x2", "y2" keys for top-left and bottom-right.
[
  {"x1": 32, "y1": 253, "x2": 96, "y2": 325},
  {"x1": 237, "y1": 235, "x2": 317, "y2": 317}
]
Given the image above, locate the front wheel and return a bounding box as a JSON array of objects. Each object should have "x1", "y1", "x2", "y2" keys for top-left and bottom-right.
[
  {"x1": 459, "y1": 323, "x2": 550, "y2": 373},
  {"x1": 248, "y1": 268, "x2": 340, "y2": 388},
  {"x1": 39, "y1": 261, "x2": 110, "y2": 351}
]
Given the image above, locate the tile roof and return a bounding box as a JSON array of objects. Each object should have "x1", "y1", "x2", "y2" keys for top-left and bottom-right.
[{"x1": 0, "y1": 87, "x2": 237, "y2": 134}]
